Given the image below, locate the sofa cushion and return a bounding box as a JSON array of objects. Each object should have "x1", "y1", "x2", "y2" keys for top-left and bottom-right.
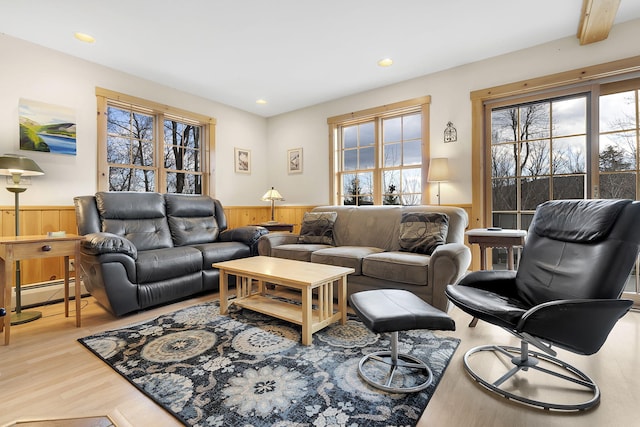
[
  {"x1": 165, "y1": 194, "x2": 220, "y2": 246},
  {"x1": 398, "y1": 212, "x2": 449, "y2": 255},
  {"x1": 298, "y1": 211, "x2": 337, "y2": 245},
  {"x1": 96, "y1": 192, "x2": 173, "y2": 251},
  {"x1": 362, "y1": 251, "x2": 429, "y2": 286},
  {"x1": 272, "y1": 243, "x2": 333, "y2": 262},
  {"x1": 135, "y1": 246, "x2": 202, "y2": 284},
  {"x1": 311, "y1": 246, "x2": 384, "y2": 275},
  {"x1": 192, "y1": 241, "x2": 252, "y2": 269}
]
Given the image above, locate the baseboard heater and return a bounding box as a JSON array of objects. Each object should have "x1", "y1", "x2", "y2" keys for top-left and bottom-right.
[{"x1": 10, "y1": 279, "x2": 89, "y2": 309}]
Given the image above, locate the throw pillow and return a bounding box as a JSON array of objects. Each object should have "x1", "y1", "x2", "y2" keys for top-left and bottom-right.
[
  {"x1": 398, "y1": 212, "x2": 449, "y2": 255},
  {"x1": 298, "y1": 211, "x2": 338, "y2": 245}
]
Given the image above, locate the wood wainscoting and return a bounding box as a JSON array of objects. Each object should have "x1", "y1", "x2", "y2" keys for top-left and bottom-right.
[
  {"x1": 0, "y1": 206, "x2": 79, "y2": 286},
  {"x1": 3, "y1": 204, "x2": 472, "y2": 287}
]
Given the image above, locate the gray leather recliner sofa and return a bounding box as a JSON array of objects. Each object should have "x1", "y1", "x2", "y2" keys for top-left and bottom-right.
[
  {"x1": 258, "y1": 205, "x2": 471, "y2": 312},
  {"x1": 74, "y1": 192, "x2": 267, "y2": 316}
]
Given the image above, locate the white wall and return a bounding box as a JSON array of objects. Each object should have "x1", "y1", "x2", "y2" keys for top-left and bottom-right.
[
  {"x1": 267, "y1": 18, "x2": 640, "y2": 206},
  {"x1": 2, "y1": 19, "x2": 639, "y2": 209},
  {"x1": 0, "y1": 34, "x2": 268, "y2": 207}
]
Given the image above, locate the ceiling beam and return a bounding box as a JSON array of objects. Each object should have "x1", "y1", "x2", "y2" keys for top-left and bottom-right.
[{"x1": 577, "y1": 0, "x2": 621, "y2": 45}]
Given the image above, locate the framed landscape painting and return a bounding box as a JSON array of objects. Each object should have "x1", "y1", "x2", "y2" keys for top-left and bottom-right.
[
  {"x1": 234, "y1": 147, "x2": 251, "y2": 174},
  {"x1": 19, "y1": 99, "x2": 77, "y2": 155},
  {"x1": 288, "y1": 147, "x2": 302, "y2": 174}
]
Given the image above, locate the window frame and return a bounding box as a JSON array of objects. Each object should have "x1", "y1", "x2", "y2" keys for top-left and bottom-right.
[
  {"x1": 96, "y1": 88, "x2": 216, "y2": 194},
  {"x1": 471, "y1": 55, "x2": 640, "y2": 305},
  {"x1": 470, "y1": 56, "x2": 640, "y2": 230},
  {"x1": 485, "y1": 87, "x2": 593, "y2": 230},
  {"x1": 327, "y1": 96, "x2": 431, "y2": 205}
]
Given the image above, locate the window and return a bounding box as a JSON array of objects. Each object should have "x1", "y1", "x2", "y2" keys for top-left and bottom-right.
[
  {"x1": 328, "y1": 96, "x2": 430, "y2": 205},
  {"x1": 487, "y1": 81, "x2": 640, "y2": 240},
  {"x1": 382, "y1": 113, "x2": 423, "y2": 205},
  {"x1": 96, "y1": 88, "x2": 215, "y2": 194},
  {"x1": 473, "y1": 59, "x2": 640, "y2": 306},
  {"x1": 599, "y1": 81, "x2": 640, "y2": 299},
  {"x1": 490, "y1": 93, "x2": 588, "y2": 231},
  {"x1": 599, "y1": 82, "x2": 640, "y2": 200}
]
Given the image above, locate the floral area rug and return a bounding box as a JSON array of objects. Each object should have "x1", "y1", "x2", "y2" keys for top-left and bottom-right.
[{"x1": 78, "y1": 299, "x2": 459, "y2": 427}]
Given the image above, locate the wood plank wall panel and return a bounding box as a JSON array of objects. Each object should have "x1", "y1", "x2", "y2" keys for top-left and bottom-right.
[{"x1": 3, "y1": 204, "x2": 472, "y2": 285}]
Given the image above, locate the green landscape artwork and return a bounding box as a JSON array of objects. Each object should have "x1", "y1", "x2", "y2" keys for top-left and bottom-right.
[{"x1": 19, "y1": 99, "x2": 76, "y2": 155}]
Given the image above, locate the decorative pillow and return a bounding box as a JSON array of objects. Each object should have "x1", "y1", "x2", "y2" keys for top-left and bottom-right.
[
  {"x1": 298, "y1": 211, "x2": 338, "y2": 245},
  {"x1": 398, "y1": 212, "x2": 449, "y2": 255}
]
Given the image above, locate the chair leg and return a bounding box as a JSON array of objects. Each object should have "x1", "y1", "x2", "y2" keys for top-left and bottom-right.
[
  {"x1": 357, "y1": 331, "x2": 433, "y2": 393},
  {"x1": 462, "y1": 342, "x2": 600, "y2": 411}
]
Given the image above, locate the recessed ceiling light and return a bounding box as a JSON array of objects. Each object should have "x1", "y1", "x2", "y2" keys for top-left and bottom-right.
[
  {"x1": 256, "y1": 99, "x2": 268, "y2": 105},
  {"x1": 377, "y1": 58, "x2": 393, "y2": 67},
  {"x1": 74, "y1": 32, "x2": 95, "y2": 43}
]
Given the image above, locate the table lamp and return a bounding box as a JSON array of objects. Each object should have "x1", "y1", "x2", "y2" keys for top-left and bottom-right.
[
  {"x1": 261, "y1": 187, "x2": 284, "y2": 223},
  {"x1": 428, "y1": 158, "x2": 449, "y2": 205},
  {"x1": 0, "y1": 154, "x2": 45, "y2": 325}
]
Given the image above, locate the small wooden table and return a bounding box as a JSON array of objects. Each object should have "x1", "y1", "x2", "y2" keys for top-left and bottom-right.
[
  {"x1": 466, "y1": 228, "x2": 527, "y2": 270},
  {"x1": 251, "y1": 222, "x2": 295, "y2": 233},
  {"x1": 213, "y1": 256, "x2": 354, "y2": 345},
  {"x1": 0, "y1": 234, "x2": 83, "y2": 345}
]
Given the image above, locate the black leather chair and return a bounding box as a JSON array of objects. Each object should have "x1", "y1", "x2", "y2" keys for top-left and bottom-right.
[{"x1": 446, "y1": 199, "x2": 640, "y2": 411}]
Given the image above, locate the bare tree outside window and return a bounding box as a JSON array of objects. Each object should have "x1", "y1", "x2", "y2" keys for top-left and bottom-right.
[
  {"x1": 164, "y1": 119, "x2": 202, "y2": 194},
  {"x1": 107, "y1": 106, "x2": 155, "y2": 191},
  {"x1": 599, "y1": 90, "x2": 638, "y2": 200},
  {"x1": 490, "y1": 96, "x2": 589, "y2": 231},
  {"x1": 105, "y1": 103, "x2": 205, "y2": 194},
  {"x1": 343, "y1": 174, "x2": 373, "y2": 205}
]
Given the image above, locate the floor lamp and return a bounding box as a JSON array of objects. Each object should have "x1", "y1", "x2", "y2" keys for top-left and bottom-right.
[
  {"x1": 428, "y1": 158, "x2": 449, "y2": 205},
  {"x1": 261, "y1": 187, "x2": 284, "y2": 224},
  {"x1": 0, "y1": 154, "x2": 45, "y2": 325}
]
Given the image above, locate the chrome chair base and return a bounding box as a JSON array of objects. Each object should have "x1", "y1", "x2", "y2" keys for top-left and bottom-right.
[
  {"x1": 357, "y1": 331, "x2": 433, "y2": 393},
  {"x1": 463, "y1": 342, "x2": 600, "y2": 411}
]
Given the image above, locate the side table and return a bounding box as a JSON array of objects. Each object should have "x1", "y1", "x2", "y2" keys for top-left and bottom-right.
[
  {"x1": 465, "y1": 228, "x2": 527, "y2": 327},
  {"x1": 251, "y1": 222, "x2": 294, "y2": 233},
  {"x1": 0, "y1": 234, "x2": 83, "y2": 345},
  {"x1": 466, "y1": 228, "x2": 527, "y2": 270}
]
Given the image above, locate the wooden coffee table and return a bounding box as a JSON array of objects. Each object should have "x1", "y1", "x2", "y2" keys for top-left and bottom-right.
[{"x1": 213, "y1": 256, "x2": 354, "y2": 345}]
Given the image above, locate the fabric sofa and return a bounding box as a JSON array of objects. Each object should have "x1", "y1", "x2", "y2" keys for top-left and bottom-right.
[
  {"x1": 74, "y1": 192, "x2": 267, "y2": 316},
  {"x1": 257, "y1": 205, "x2": 471, "y2": 312}
]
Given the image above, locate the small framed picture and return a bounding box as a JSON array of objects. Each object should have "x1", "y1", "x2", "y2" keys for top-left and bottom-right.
[
  {"x1": 287, "y1": 147, "x2": 303, "y2": 174},
  {"x1": 234, "y1": 147, "x2": 251, "y2": 174}
]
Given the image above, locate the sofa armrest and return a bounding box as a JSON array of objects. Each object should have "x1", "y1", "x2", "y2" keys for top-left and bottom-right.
[
  {"x1": 257, "y1": 233, "x2": 300, "y2": 256},
  {"x1": 81, "y1": 232, "x2": 137, "y2": 259},
  {"x1": 429, "y1": 242, "x2": 472, "y2": 312},
  {"x1": 219, "y1": 226, "x2": 269, "y2": 254}
]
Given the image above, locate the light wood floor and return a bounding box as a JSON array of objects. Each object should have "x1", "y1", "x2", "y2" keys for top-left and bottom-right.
[{"x1": 0, "y1": 295, "x2": 638, "y2": 427}]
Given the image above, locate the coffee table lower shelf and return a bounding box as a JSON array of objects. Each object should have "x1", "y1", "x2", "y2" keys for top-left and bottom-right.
[{"x1": 233, "y1": 294, "x2": 344, "y2": 335}]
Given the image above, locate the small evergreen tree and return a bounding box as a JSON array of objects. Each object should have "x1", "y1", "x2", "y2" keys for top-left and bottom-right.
[{"x1": 383, "y1": 183, "x2": 400, "y2": 205}]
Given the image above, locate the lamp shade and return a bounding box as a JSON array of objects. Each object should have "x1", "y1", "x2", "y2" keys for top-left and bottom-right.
[
  {"x1": 0, "y1": 154, "x2": 44, "y2": 185},
  {"x1": 261, "y1": 187, "x2": 284, "y2": 201},
  {"x1": 428, "y1": 158, "x2": 449, "y2": 182}
]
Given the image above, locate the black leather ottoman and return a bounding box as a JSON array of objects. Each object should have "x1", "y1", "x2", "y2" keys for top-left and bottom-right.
[{"x1": 349, "y1": 289, "x2": 455, "y2": 393}]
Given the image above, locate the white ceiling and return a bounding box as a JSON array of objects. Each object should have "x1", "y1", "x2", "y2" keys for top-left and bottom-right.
[{"x1": 2, "y1": 0, "x2": 640, "y2": 117}]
